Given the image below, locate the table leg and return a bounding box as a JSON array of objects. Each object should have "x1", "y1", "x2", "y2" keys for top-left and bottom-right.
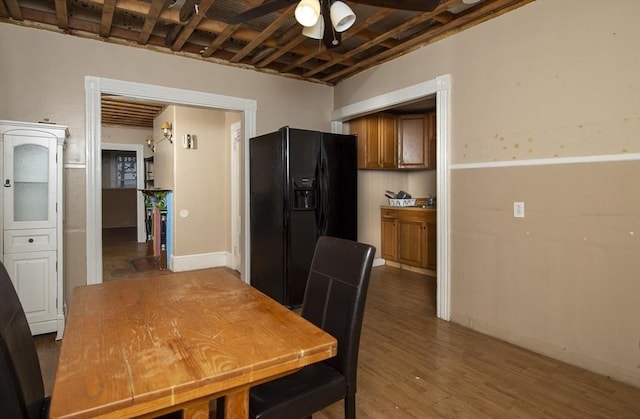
[
  {"x1": 224, "y1": 390, "x2": 249, "y2": 419},
  {"x1": 182, "y1": 401, "x2": 210, "y2": 419}
]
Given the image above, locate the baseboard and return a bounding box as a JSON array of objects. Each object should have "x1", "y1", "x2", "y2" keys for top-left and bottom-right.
[
  {"x1": 171, "y1": 251, "x2": 231, "y2": 272},
  {"x1": 384, "y1": 260, "x2": 436, "y2": 277},
  {"x1": 373, "y1": 258, "x2": 386, "y2": 267}
]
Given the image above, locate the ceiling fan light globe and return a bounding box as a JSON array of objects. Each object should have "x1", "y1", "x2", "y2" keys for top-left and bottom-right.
[
  {"x1": 302, "y1": 17, "x2": 324, "y2": 39},
  {"x1": 295, "y1": 0, "x2": 321, "y2": 27},
  {"x1": 330, "y1": 1, "x2": 355, "y2": 32}
]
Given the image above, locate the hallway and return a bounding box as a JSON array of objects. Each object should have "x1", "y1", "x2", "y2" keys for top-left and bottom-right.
[{"x1": 102, "y1": 226, "x2": 172, "y2": 282}]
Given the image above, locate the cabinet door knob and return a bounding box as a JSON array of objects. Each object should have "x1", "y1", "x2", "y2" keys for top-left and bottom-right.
[
  {"x1": 28, "y1": 238, "x2": 34, "y2": 243},
  {"x1": 4, "y1": 179, "x2": 11, "y2": 187}
]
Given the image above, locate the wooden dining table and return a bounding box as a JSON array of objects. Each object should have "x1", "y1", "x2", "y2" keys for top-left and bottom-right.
[{"x1": 49, "y1": 268, "x2": 337, "y2": 418}]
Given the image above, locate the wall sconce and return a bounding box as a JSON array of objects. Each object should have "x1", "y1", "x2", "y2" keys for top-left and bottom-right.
[{"x1": 146, "y1": 122, "x2": 173, "y2": 152}]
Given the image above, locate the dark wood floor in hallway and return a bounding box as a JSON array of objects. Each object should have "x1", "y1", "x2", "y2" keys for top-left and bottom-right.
[
  {"x1": 102, "y1": 226, "x2": 173, "y2": 282},
  {"x1": 35, "y1": 230, "x2": 640, "y2": 417}
]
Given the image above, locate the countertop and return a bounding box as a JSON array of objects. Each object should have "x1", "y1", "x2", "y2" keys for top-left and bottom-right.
[{"x1": 381, "y1": 205, "x2": 436, "y2": 211}]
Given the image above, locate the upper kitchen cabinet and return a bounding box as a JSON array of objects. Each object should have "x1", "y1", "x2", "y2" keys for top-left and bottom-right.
[
  {"x1": 350, "y1": 113, "x2": 397, "y2": 169},
  {"x1": 350, "y1": 111, "x2": 436, "y2": 170},
  {"x1": 427, "y1": 111, "x2": 436, "y2": 169}
]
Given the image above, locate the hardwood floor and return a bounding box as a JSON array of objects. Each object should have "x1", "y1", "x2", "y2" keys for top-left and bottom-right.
[
  {"x1": 35, "y1": 240, "x2": 640, "y2": 418},
  {"x1": 102, "y1": 226, "x2": 173, "y2": 282}
]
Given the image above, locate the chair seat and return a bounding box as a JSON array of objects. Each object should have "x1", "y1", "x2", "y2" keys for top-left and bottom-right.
[{"x1": 250, "y1": 361, "x2": 347, "y2": 419}]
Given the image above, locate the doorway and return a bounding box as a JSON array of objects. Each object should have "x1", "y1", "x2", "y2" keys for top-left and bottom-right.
[
  {"x1": 100, "y1": 145, "x2": 149, "y2": 280},
  {"x1": 85, "y1": 76, "x2": 257, "y2": 285},
  {"x1": 331, "y1": 75, "x2": 451, "y2": 321}
]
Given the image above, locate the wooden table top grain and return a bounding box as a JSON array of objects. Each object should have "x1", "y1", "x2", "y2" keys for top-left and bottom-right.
[{"x1": 49, "y1": 269, "x2": 337, "y2": 419}]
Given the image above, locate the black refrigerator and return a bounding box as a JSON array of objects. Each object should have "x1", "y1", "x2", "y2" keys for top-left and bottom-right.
[{"x1": 249, "y1": 127, "x2": 357, "y2": 307}]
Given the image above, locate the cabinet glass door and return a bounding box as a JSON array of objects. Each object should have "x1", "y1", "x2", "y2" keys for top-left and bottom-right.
[{"x1": 3, "y1": 135, "x2": 56, "y2": 229}]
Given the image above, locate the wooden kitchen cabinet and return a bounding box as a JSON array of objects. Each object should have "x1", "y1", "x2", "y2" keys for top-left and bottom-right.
[
  {"x1": 427, "y1": 111, "x2": 436, "y2": 169},
  {"x1": 397, "y1": 112, "x2": 436, "y2": 169},
  {"x1": 397, "y1": 114, "x2": 428, "y2": 169},
  {"x1": 350, "y1": 113, "x2": 397, "y2": 169},
  {"x1": 380, "y1": 207, "x2": 436, "y2": 271},
  {"x1": 351, "y1": 111, "x2": 435, "y2": 170},
  {"x1": 380, "y1": 209, "x2": 398, "y2": 261}
]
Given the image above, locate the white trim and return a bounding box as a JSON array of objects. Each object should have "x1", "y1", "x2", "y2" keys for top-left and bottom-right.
[
  {"x1": 230, "y1": 121, "x2": 242, "y2": 271},
  {"x1": 64, "y1": 163, "x2": 86, "y2": 169},
  {"x1": 171, "y1": 251, "x2": 230, "y2": 272},
  {"x1": 85, "y1": 76, "x2": 257, "y2": 285},
  {"x1": 101, "y1": 142, "x2": 146, "y2": 243},
  {"x1": 372, "y1": 258, "x2": 386, "y2": 268},
  {"x1": 331, "y1": 75, "x2": 452, "y2": 321},
  {"x1": 242, "y1": 111, "x2": 256, "y2": 283},
  {"x1": 451, "y1": 152, "x2": 640, "y2": 170},
  {"x1": 435, "y1": 74, "x2": 451, "y2": 321},
  {"x1": 331, "y1": 79, "x2": 438, "y2": 121}
]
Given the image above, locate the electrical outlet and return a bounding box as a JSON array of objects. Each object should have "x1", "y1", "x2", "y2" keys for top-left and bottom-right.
[{"x1": 513, "y1": 202, "x2": 525, "y2": 218}]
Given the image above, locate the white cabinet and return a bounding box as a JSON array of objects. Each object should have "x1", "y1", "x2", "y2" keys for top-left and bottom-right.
[{"x1": 0, "y1": 120, "x2": 67, "y2": 339}]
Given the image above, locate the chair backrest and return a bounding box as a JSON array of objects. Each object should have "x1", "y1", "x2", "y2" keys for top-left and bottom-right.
[
  {"x1": 0, "y1": 262, "x2": 46, "y2": 419},
  {"x1": 300, "y1": 236, "x2": 375, "y2": 395}
]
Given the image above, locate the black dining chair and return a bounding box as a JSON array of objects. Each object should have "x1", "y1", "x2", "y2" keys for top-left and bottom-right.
[
  {"x1": 0, "y1": 261, "x2": 50, "y2": 419},
  {"x1": 218, "y1": 236, "x2": 375, "y2": 419}
]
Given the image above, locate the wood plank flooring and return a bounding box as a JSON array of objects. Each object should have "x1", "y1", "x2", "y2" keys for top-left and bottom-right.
[
  {"x1": 102, "y1": 227, "x2": 173, "y2": 282},
  {"x1": 35, "y1": 230, "x2": 640, "y2": 417}
]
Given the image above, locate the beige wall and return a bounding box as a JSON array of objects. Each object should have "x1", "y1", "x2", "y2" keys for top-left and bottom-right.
[
  {"x1": 335, "y1": 0, "x2": 640, "y2": 387},
  {"x1": 101, "y1": 125, "x2": 153, "y2": 158},
  {"x1": 172, "y1": 105, "x2": 230, "y2": 256},
  {"x1": 0, "y1": 23, "x2": 334, "y2": 295}
]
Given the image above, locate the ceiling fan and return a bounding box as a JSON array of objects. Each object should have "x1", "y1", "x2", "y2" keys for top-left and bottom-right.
[{"x1": 225, "y1": 0, "x2": 441, "y2": 49}]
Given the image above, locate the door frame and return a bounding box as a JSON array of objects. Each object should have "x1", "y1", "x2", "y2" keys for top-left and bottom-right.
[
  {"x1": 85, "y1": 76, "x2": 257, "y2": 284},
  {"x1": 331, "y1": 75, "x2": 451, "y2": 321},
  {"x1": 100, "y1": 143, "x2": 146, "y2": 243},
  {"x1": 230, "y1": 121, "x2": 242, "y2": 271}
]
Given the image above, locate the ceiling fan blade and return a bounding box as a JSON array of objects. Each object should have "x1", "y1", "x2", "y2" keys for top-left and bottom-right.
[
  {"x1": 225, "y1": 0, "x2": 297, "y2": 24},
  {"x1": 355, "y1": 0, "x2": 441, "y2": 12}
]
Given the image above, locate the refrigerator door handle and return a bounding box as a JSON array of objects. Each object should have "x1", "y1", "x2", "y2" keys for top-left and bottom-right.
[{"x1": 319, "y1": 148, "x2": 329, "y2": 235}]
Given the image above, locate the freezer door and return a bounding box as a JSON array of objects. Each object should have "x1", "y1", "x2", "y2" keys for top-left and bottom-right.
[{"x1": 249, "y1": 130, "x2": 286, "y2": 303}]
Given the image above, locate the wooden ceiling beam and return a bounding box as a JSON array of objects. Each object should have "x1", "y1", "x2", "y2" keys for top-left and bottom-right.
[
  {"x1": 304, "y1": 0, "x2": 459, "y2": 79},
  {"x1": 230, "y1": 4, "x2": 294, "y2": 63},
  {"x1": 202, "y1": 0, "x2": 265, "y2": 57},
  {"x1": 0, "y1": 1, "x2": 8, "y2": 18},
  {"x1": 99, "y1": 0, "x2": 116, "y2": 37},
  {"x1": 82, "y1": 0, "x2": 339, "y2": 62},
  {"x1": 3, "y1": 0, "x2": 22, "y2": 20},
  {"x1": 138, "y1": 0, "x2": 165, "y2": 45},
  {"x1": 54, "y1": 0, "x2": 67, "y2": 29},
  {"x1": 171, "y1": 0, "x2": 217, "y2": 50}
]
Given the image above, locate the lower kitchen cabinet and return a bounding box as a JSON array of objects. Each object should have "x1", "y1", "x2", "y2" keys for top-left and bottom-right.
[
  {"x1": 381, "y1": 207, "x2": 436, "y2": 271},
  {"x1": 381, "y1": 209, "x2": 398, "y2": 261}
]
